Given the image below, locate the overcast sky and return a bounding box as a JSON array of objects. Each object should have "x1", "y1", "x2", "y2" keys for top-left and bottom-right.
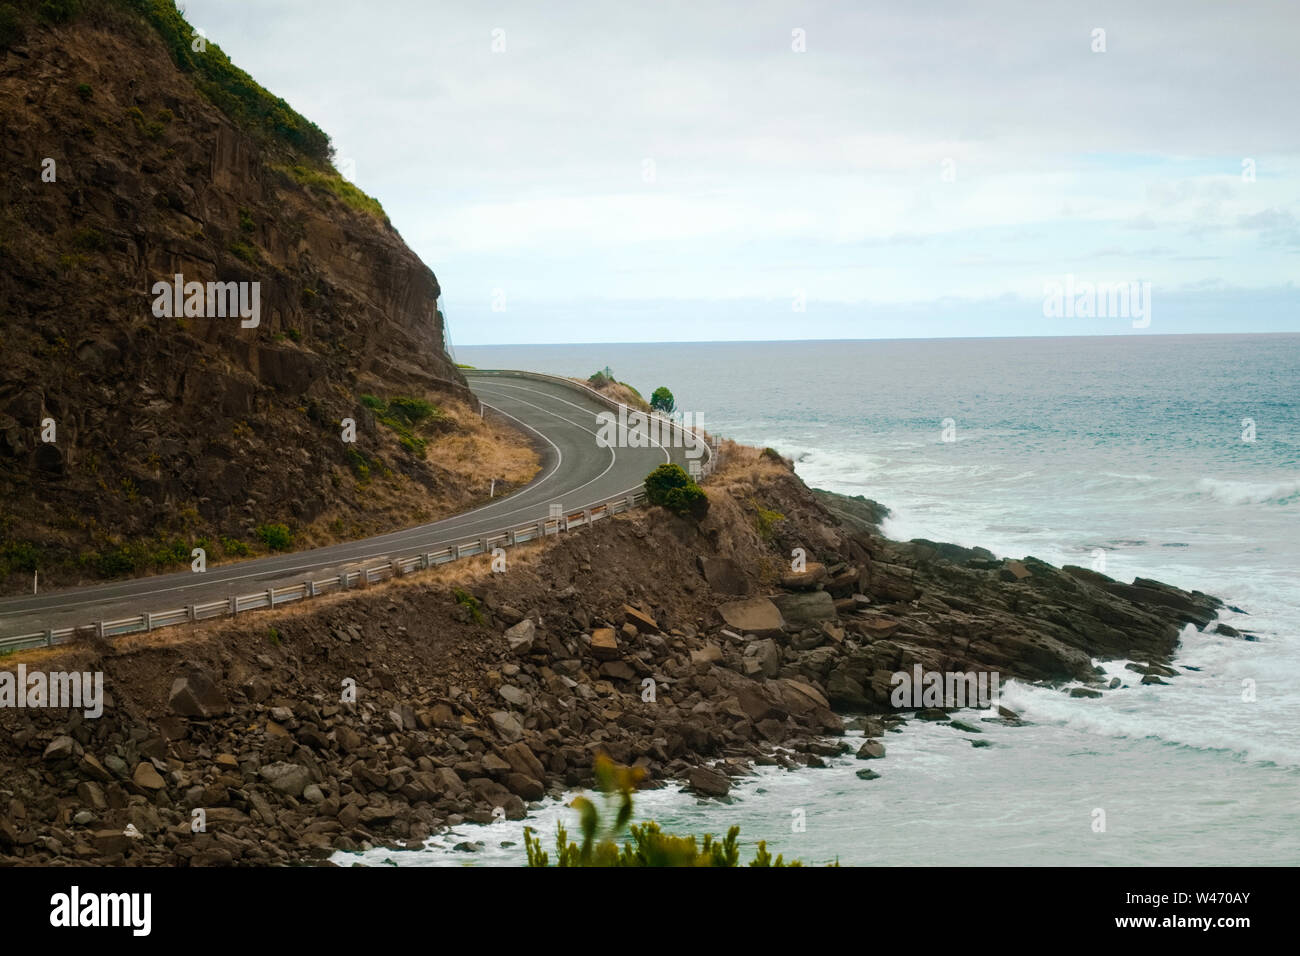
[{"x1": 182, "y1": 0, "x2": 1299, "y2": 343}]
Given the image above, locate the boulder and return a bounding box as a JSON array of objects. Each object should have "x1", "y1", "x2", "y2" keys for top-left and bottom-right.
[
  {"x1": 689, "y1": 643, "x2": 723, "y2": 666},
  {"x1": 590, "y1": 628, "x2": 620, "y2": 660},
  {"x1": 717, "y1": 597, "x2": 785, "y2": 637},
  {"x1": 501, "y1": 742, "x2": 546, "y2": 781},
  {"x1": 168, "y1": 670, "x2": 229, "y2": 718},
  {"x1": 259, "y1": 762, "x2": 311, "y2": 797},
  {"x1": 78, "y1": 753, "x2": 112, "y2": 782},
  {"x1": 773, "y1": 590, "x2": 837, "y2": 627},
  {"x1": 622, "y1": 605, "x2": 658, "y2": 633},
  {"x1": 697, "y1": 556, "x2": 750, "y2": 595},
  {"x1": 780, "y1": 562, "x2": 827, "y2": 590},
  {"x1": 43, "y1": 736, "x2": 78, "y2": 762},
  {"x1": 775, "y1": 678, "x2": 830, "y2": 714},
  {"x1": 744, "y1": 638, "x2": 781, "y2": 679},
  {"x1": 504, "y1": 619, "x2": 535, "y2": 655},
  {"x1": 496, "y1": 604, "x2": 525, "y2": 626},
  {"x1": 686, "y1": 765, "x2": 731, "y2": 798},
  {"x1": 856, "y1": 739, "x2": 886, "y2": 759},
  {"x1": 1000, "y1": 560, "x2": 1033, "y2": 581},
  {"x1": 489, "y1": 710, "x2": 524, "y2": 741},
  {"x1": 132, "y1": 762, "x2": 166, "y2": 791},
  {"x1": 498, "y1": 685, "x2": 532, "y2": 708},
  {"x1": 505, "y1": 772, "x2": 544, "y2": 800}
]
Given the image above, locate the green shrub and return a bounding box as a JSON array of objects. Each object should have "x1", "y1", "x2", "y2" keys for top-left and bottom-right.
[
  {"x1": 119, "y1": 0, "x2": 332, "y2": 163},
  {"x1": 359, "y1": 394, "x2": 441, "y2": 458},
  {"x1": 275, "y1": 164, "x2": 385, "y2": 220},
  {"x1": 238, "y1": 207, "x2": 255, "y2": 232},
  {"x1": 386, "y1": 396, "x2": 437, "y2": 425},
  {"x1": 663, "y1": 482, "x2": 707, "y2": 518},
  {"x1": 75, "y1": 82, "x2": 93, "y2": 101},
  {"x1": 346, "y1": 448, "x2": 370, "y2": 481},
  {"x1": 220, "y1": 536, "x2": 251, "y2": 557},
  {"x1": 227, "y1": 238, "x2": 258, "y2": 264},
  {"x1": 644, "y1": 463, "x2": 708, "y2": 519},
  {"x1": 89, "y1": 537, "x2": 189, "y2": 577},
  {"x1": 650, "y1": 386, "x2": 675, "y2": 413},
  {"x1": 754, "y1": 502, "x2": 785, "y2": 541},
  {"x1": 453, "y1": 588, "x2": 484, "y2": 625},
  {"x1": 256, "y1": 523, "x2": 292, "y2": 551},
  {"x1": 0, "y1": 540, "x2": 40, "y2": 575},
  {"x1": 524, "y1": 756, "x2": 814, "y2": 867}
]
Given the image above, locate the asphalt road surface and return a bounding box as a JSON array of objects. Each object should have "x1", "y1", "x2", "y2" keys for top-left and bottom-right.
[{"x1": 0, "y1": 371, "x2": 700, "y2": 638}]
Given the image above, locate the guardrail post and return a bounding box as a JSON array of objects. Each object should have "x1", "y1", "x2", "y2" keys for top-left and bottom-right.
[
  {"x1": 584, "y1": 508, "x2": 593, "y2": 524},
  {"x1": 307, "y1": 580, "x2": 317, "y2": 598},
  {"x1": 44, "y1": 629, "x2": 53, "y2": 648},
  {"x1": 480, "y1": 536, "x2": 489, "y2": 554},
  {"x1": 229, "y1": 596, "x2": 237, "y2": 617},
  {"x1": 186, "y1": 604, "x2": 196, "y2": 623},
  {"x1": 143, "y1": 612, "x2": 152, "y2": 632},
  {"x1": 626, "y1": 495, "x2": 636, "y2": 509},
  {"x1": 266, "y1": 588, "x2": 275, "y2": 608},
  {"x1": 95, "y1": 620, "x2": 104, "y2": 639},
  {"x1": 537, "y1": 519, "x2": 546, "y2": 537},
  {"x1": 421, "y1": 553, "x2": 430, "y2": 570},
  {"x1": 506, "y1": 530, "x2": 515, "y2": 546}
]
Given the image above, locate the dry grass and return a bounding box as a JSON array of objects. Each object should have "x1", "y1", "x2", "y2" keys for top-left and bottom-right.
[
  {"x1": 425, "y1": 396, "x2": 540, "y2": 489},
  {"x1": 573, "y1": 377, "x2": 651, "y2": 413}
]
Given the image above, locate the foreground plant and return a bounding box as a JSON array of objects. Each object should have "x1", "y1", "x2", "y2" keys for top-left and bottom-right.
[{"x1": 523, "y1": 756, "x2": 818, "y2": 867}]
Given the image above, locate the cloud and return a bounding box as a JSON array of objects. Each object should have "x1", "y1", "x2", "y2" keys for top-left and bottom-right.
[{"x1": 180, "y1": 0, "x2": 1300, "y2": 340}]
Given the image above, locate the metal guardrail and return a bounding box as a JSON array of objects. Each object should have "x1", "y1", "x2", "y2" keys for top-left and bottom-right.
[{"x1": 1, "y1": 372, "x2": 721, "y2": 654}]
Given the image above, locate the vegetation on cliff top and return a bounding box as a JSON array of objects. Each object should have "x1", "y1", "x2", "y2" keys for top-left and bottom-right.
[
  {"x1": 644, "y1": 463, "x2": 708, "y2": 519},
  {"x1": 2, "y1": 0, "x2": 382, "y2": 214}
]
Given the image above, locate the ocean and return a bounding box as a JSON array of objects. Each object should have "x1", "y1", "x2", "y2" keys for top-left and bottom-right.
[{"x1": 343, "y1": 334, "x2": 1300, "y2": 866}]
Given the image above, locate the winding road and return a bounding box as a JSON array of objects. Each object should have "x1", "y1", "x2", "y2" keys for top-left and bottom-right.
[{"x1": 0, "y1": 371, "x2": 704, "y2": 641}]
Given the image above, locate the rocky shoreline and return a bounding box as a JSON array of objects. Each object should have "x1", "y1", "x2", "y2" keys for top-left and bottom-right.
[{"x1": 0, "y1": 445, "x2": 1232, "y2": 866}]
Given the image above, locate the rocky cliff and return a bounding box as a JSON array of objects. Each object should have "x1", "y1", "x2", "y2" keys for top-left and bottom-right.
[
  {"x1": 0, "y1": 1, "x2": 520, "y2": 590},
  {"x1": 0, "y1": 442, "x2": 1235, "y2": 866}
]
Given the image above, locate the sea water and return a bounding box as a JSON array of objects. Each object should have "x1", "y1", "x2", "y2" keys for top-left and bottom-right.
[{"x1": 341, "y1": 334, "x2": 1299, "y2": 866}]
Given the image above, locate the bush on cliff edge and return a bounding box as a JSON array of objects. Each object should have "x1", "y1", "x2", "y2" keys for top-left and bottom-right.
[{"x1": 644, "y1": 463, "x2": 708, "y2": 519}]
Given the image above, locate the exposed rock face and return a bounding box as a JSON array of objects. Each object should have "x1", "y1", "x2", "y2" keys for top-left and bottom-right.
[
  {"x1": 0, "y1": 5, "x2": 471, "y2": 588},
  {"x1": 0, "y1": 446, "x2": 1231, "y2": 867}
]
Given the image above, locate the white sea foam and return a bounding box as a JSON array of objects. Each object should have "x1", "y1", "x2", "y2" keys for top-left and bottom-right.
[{"x1": 1194, "y1": 476, "x2": 1300, "y2": 506}]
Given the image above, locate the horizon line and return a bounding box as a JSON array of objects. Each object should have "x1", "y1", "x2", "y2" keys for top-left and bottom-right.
[{"x1": 456, "y1": 330, "x2": 1300, "y2": 348}]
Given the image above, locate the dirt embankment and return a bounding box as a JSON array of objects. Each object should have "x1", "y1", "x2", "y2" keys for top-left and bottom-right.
[{"x1": 0, "y1": 444, "x2": 1229, "y2": 866}]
